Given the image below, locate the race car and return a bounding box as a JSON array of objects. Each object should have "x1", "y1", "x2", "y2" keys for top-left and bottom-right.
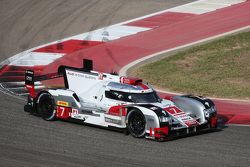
[{"x1": 24, "y1": 59, "x2": 217, "y2": 141}]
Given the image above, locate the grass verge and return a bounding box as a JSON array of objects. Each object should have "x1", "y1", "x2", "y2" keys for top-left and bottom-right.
[{"x1": 131, "y1": 31, "x2": 250, "y2": 99}]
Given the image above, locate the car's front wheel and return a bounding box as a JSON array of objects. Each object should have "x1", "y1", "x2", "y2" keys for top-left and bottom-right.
[
  {"x1": 127, "y1": 109, "x2": 146, "y2": 138},
  {"x1": 37, "y1": 92, "x2": 56, "y2": 121}
]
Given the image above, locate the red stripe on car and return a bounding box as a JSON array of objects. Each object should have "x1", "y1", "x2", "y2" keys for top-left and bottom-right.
[
  {"x1": 138, "y1": 83, "x2": 149, "y2": 90},
  {"x1": 108, "y1": 105, "x2": 127, "y2": 116}
]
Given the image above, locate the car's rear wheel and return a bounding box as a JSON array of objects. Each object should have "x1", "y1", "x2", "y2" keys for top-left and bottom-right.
[
  {"x1": 37, "y1": 92, "x2": 56, "y2": 121},
  {"x1": 127, "y1": 109, "x2": 146, "y2": 138}
]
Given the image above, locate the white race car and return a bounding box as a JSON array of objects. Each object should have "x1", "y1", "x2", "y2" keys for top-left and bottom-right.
[{"x1": 24, "y1": 59, "x2": 217, "y2": 141}]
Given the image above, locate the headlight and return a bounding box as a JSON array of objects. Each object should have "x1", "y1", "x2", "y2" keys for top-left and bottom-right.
[
  {"x1": 204, "y1": 105, "x2": 216, "y2": 118},
  {"x1": 204, "y1": 110, "x2": 210, "y2": 118},
  {"x1": 211, "y1": 105, "x2": 216, "y2": 113}
]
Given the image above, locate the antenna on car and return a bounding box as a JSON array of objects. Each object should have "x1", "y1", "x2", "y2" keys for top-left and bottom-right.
[{"x1": 83, "y1": 59, "x2": 93, "y2": 71}]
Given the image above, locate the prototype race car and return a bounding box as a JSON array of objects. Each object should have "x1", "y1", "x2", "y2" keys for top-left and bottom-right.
[{"x1": 24, "y1": 59, "x2": 217, "y2": 141}]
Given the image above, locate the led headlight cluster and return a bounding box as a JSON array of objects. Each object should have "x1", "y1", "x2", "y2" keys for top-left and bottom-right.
[
  {"x1": 211, "y1": 105, "x2": 216, "y2": 113},
  {"x1": 204, "y1": 105, "x2": 216, "y2": 118}
]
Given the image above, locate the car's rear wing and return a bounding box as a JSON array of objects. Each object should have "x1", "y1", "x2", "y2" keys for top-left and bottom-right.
[
  {"x1": 24, "y1": 70, "x2": 61, "y2": 98},
  {"x1": 24, "y1": 59, "x2": 119, "y2": 97},
  {"x1": 24, "y1": 70, "x2": 36, "y2": 98},
  {"x1": 25, "y1": 59, "x2": 143, "y2": 97}
]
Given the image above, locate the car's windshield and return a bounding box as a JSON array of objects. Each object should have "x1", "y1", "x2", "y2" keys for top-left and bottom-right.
[{"x1": 105, "y1": 90, "x2": 161, "y2": 103}]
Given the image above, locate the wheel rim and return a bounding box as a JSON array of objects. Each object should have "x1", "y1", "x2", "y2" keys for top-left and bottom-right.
[
  {"x1": 40, "y1": 95, "x2": 54, "y2": 119},
  {"x1": 129, "y1": 112, "x2": 145, "y2": 135}
]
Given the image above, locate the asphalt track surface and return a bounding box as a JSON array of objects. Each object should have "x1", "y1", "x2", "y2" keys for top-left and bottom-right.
[{"x1": 0, "y1": 1, "x2": 250, "y2": 166}]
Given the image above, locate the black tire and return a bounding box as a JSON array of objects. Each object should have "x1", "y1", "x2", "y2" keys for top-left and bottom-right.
[
  {"x1": 127, "y1": 109, "x2": 146, "y2": 138},
  {"x1": 37, "y1": 92, "x2": 56, "y2": 121}
]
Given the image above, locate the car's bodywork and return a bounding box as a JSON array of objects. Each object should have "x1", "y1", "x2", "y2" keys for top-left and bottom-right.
[{"x1": 24, "y1": 59, "x2": 217, "y2": 141}]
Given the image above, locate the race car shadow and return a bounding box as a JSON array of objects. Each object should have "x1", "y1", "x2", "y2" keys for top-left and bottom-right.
[
  {"x1": 26, "y1": 110, "x2": 229, "y2": 142},
  {"x1": 26, "y1": 110, "x2": 129, "y2": 134},
  {"x1": 63, "y1": 118, "x2": 129, "y2": 134},
  {"x1": 173, "y1": 127, "x2": 225, "y2": 141},
  {"x1": 165, "y1": 120, "x2": 228, "y2": 142}
]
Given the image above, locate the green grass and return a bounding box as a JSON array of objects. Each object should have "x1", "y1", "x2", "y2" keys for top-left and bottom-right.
[{"x1": 132, "y1": 31, "x2": 250, "y2": 99}]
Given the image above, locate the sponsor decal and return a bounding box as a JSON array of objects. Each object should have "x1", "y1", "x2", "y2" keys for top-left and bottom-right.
[
  {"x1": 71, "y1": 108, "x2": 79, "y2": 115},
  {"x1": 67, "y1": 72, "x2": 75, "y2": 76},
  {"x1": 67, "y1": 71, "x2": 97, "y2": 80},
  {"x1": 164, "y1": 106, "x2": 184, "y2": 115},
  {"x1": 56, "y1": 106, "x2": 70, "y2": 119},
  {"x1": 71, "y1": 114, "x2": 88, "y2": 121},
  {"x1": 57, "y1": 107, "x2": 88, "y2": 121},
  {"x1": 57, "y1": 100, "x2": 69, "y2": 107},
  {"x1": 85, "y1": 75, "x2": 96, "y2": 80},
  {"x1": 25, "y1": 76, "x2": 33, "y2": 81},
  {"x1": 164, "y1": 106, "x2": 198, "y2": 127}
]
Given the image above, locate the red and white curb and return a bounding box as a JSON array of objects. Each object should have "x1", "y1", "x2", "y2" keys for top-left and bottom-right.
[{"x1": 1, "y1": 25, "x2": 150, "y2": 67}]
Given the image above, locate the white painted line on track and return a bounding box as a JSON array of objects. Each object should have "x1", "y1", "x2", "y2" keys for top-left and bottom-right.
[
  {"x1": 72, "y1": 33, "x2": 119, "y2": 41},
  {"x1": 205, "y1": 0, "x2": 246, "y2": 5},
  {"x1": 169, "y1": 5, "x2": 214, "y2": 14},
  {"x1": 169, "y1": 0, "x2": 246, "y2": 14},
  {"x1": 192, "y1": 2, "x2": 228, "y2": 8},
  {"x1": 72, "y1": 25, "x2": 150, "y2": 42},
  {"x1": 9, "y1": 52, "x2": 64, "y2": 66}
]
